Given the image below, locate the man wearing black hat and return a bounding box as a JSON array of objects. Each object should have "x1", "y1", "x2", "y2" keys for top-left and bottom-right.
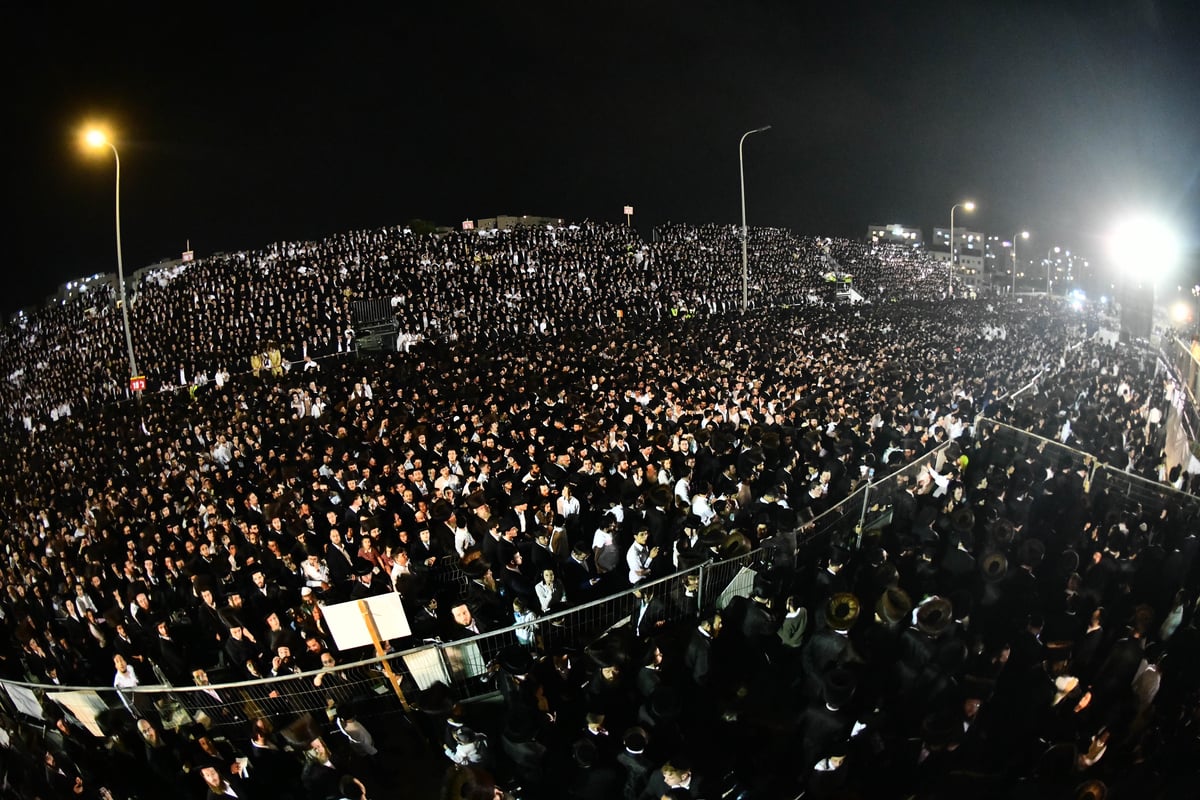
[
  {"x1": 349, "y1": 558, "x2": 388, "y2": 600},
  {"x1": 797, "y1": 668, "x2": 857, "y2": 772},
  {"x1": 500, "y1": 707, "x2": 549, "y2": 791},
  {"x1": 684, "y1": 612, "x2": 722, "y2": 689},
  {"x1": 801, "y1": 593, "x2": 861, "y2": 699},
  {"x1": 153, "y1": 618, "x2": 191, "y2": 685},
  {"x1": 616, "y1": 727, "x2": 654, "y2": 800},
  {"x1": 896, "y1": 596, "x2": 964, "y2": 714},
  {"x1": 223, "y1": 615, "x2": 263, "y2": 676}
]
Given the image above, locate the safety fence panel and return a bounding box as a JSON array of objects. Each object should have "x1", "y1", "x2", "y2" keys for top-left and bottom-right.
[
  {"x1": 1170, "y1": 337, "x2": 1200, "y2": 412},
  {"x1": 696, "y1": 551, "x2": 759, "y2": 614},
  {"x1": 803, "y1": 484, "x2": 869, "y2": 554},
  {"x1": 1091, "y1": 464, "x2": 1200, "y2": 520},
  {"x1": 861, "y1": 444, "x2": 951, "y2": 539},
  {"x1": 8, "y1": 418, "x2": 1200, "y2": 745},
  {"x1": 977, "y1": 418, "x2": 1097, "y2": 483}
]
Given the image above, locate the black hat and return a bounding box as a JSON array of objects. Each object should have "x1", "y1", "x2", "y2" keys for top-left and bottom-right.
[
  {"x1": 428, "y1": 500, "x2": 453, "y2": 522},
  {"x1": 460, "y1": 557, "x2": 491, "y2": 580},
  {"x1": 717, "y1": 531, "x2": 752, "y2": 559},
  {"x1": 822, "y1": 668, "x2": 857, "y2": 709},
  {"x1": 698, "y1": 522, "x2": 727, "y2": 546},
  {"x1": 218, "y1": 610, "x2": 244, "y2": 629},
  {"x1": 825, "y1": 593, "x2": 861, "y2": 633},
  {"x1": 415, "y1": 681, "x2": 455, "y2": 715},
  {"x1": 916, "y1": 596, "x2": 953, "y2": 637},
  {"x1": 352, "y1": 558, "x2": 374, "y2": 577},
  {"x1": 1018, "y1": 537, "x2": 1046, "y2": 568},
  {"x1": 585, "y1": 631, "x2": 630, "y2": 669},
  {"x1": 503, "y1": 707, "x2": 541, "y2": 742},
  {"x1": 647, "y1": 484, "x2": 672, "y2": 509},
  {"x1": 981, "y1": 551, "x2": 1008, "y2": 583},
  {"x1": 648, "y1": 687, "x2": 682, "y2": 720},
  {"x1": 622, "y1": 727, "x2": 649, "y2": 754},
  {"x1": 497, "y1": 646, "x2": 534, "y2": 676},
  {"x1": 950, "y1": 508, "x2": 975, "y2": 534},
  {"x1": 875, "y1": 587, "x2": 912, "y2": 626},
  {"x1": 988, "y1": 518, "x2": 1015, "y2": 546},
  {"x1": 1073, "y1": 780, "x2": 1108, "y2": 800}
]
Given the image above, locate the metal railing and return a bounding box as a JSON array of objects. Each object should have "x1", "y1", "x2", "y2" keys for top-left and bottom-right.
[{"x1": 6, "y1": 421, "x2": 1200, "y2": 746}]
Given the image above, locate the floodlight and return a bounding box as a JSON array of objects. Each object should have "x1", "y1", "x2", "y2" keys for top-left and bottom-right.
[{"x1": 1109, "y1": 215, "x2": 1182, "y2": 279}]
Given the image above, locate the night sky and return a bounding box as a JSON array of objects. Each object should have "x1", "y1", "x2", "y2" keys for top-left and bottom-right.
[{"x1": 7, "y1": 0, "x2": 1200, "y2": 314}]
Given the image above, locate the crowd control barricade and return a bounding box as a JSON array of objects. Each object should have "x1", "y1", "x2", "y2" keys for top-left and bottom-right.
[
  {"x1": 861, "y1": 443, "x2": 951, "y2": 545},
  {"x1": 5, "y1": 417, "x2": 1200, "y2": 766},
  {"x1": 976, "y1": 418, "x2": 1098, "y2": 486},
  {"x1": 1090, "y1": 464, "x2": 1200, "y2": 520}
]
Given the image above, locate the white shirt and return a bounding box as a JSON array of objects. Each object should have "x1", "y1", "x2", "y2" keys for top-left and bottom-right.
[
  {"x1": 592, "y1": 529, "x2": 619, "y2": 572},
  {"x1": 627, "y1": 542, "x2": 653, "y2": 584},
  {"x1": 113, "y1": 665, "x2": 139, "y2": 689}
]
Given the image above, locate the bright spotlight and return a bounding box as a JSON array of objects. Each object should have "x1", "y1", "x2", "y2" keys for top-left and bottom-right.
[
  {"x1": 1172, "y1": 301, "x2": 1191, "y2": 324},
  {"x1": 1109, "y1": 215, "x2": 1182, "y2": 279}
]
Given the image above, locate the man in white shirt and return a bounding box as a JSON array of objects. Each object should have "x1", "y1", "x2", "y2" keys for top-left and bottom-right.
[
  {"x1": 627, "y1": 529, "x2": 659, "y2": 585},
  {"x1": 112, "y1": 653, "x2": 139, "y2": 688}
]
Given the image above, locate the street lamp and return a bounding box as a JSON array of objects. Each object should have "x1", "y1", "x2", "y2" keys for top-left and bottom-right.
[
  {"x1": 948, "y1": 201, "x2": 975, "y2": 295},
  {"x1": 1045, "y1": 246, "x2": 1060, "y2": 296},
  {"x1": 1010, "y1": 230, "x2": 1029, "y2": 295},
  {"x1": 83, "y1": 127, "x2": 139, "y2": 394},
  {"x1": 739, "y1": 125, "x2": 771, "y2": 313}
]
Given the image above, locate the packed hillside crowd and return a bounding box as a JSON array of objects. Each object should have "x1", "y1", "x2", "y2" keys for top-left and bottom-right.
[
  {"x1": 0, "y1": 222, "x2": 948, "y2": 434},
  {"x1": 0, "y1": 219, "x2": 1195, "y2": 798}
]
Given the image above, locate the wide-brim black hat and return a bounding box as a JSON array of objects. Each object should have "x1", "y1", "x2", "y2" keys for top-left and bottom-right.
[
  {"x1": 916, "y1": 596, "x2": 953, "y2": 637},
  {"x1": 875, "y1": 587, "x2": 912, "y2": 626},
  {"x1": 822, "y1": 667, "x2": 857, "y2": 708},
  {"x1": 825, "y1": 593, "x2": 861, "y2": 633},
  {"x1": 717, "y1": 531, "x2": 752, "y2": 559},
  {"x1": 981, "y1": 551, "x2": 1008, "y2": 583},
  {"x1": 497, "y1": 645, "x2": 534, "y2": 676}
]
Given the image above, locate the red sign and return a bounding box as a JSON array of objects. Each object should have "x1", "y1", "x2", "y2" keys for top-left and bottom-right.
[
  {"x1": 181, "y1": 250, "x2": 194, "y2": 263},
  {"x1": 130, "y1": 376, "x2": 146, "y2": 392},
  {"x1": 462, "y1": 220, "x2": 475, "y2": 230}
]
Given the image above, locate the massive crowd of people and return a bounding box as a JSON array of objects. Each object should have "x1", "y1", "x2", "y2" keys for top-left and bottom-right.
[
  {"x1": 0, "y1": 222, "x2": 951, "y2": 430},
  {"x1": 0, "y1": 219, "x2": 1196, "y2": 799}
]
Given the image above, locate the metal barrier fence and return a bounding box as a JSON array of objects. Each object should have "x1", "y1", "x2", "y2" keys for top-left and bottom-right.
[
  {"x1": 976, "y1": 418, "x2": 1098, "y2": 485},
  {"x1": 862, "y1": 444, "x2": 952, "y2": 538},
  {"x1": 5, "y1": 421, "x2": 1199, "y2": 749},
  {"x1": 1091, "y1": 463, "x2": 1200, "y2": 519},
  {"x1": 1170, "y1": 337, "x2": 1200, "y2": 410}
]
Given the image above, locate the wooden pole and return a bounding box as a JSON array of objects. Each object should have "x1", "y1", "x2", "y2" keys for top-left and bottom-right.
[{"x1": 357, "y1": 599, "x2": 410, "y2": 710}]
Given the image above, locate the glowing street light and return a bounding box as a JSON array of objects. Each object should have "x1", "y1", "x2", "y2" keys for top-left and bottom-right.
[
  {"x1": 1010, "y1": 230, "x2": 1029, "y2": 295},
  {"x1": 1045, "y1": 246, "x2": 1061, "y2": 295},
  {"x1": 739, "y1": 125, "x2": 772, "y2": 313},
  {"x1": 948, "y1": 201, "x2": 975, "y2": 295},
  {"x1": 82, "y1": 126, "x2": 140, "y2": 394}
]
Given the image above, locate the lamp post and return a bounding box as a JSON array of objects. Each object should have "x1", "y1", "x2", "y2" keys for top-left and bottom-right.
[
  {"x1": 739, "y1": 125, "x2": 771, "y2": 313},
  {"x1": 1045, "y1": 246, "x2": 1060, "y2": 296},
  {"x1": 84, "y1": 128, "x2": 139, "y2": 394},
  {"x1": 948, "y1": 201, "x2": 975, "y2": 295},
  {"x1": 1011, "y1": 230, "x2": 1029, "y2": 294}
]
